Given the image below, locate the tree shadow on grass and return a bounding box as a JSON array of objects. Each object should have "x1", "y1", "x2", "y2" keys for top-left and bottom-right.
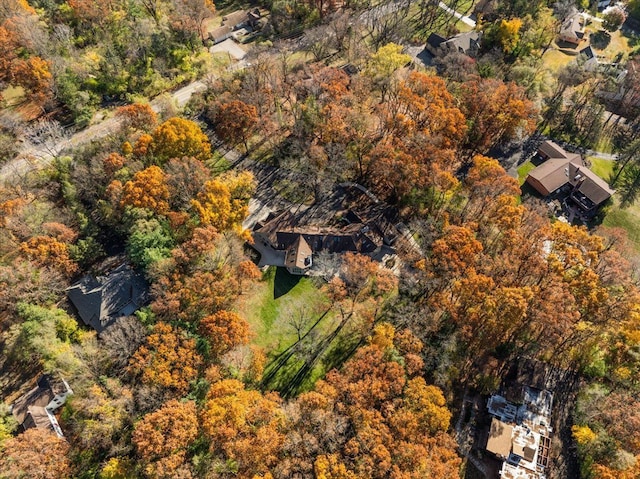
[{"x1": 273, "y1": 267, "x2": 301, "y2": 299}]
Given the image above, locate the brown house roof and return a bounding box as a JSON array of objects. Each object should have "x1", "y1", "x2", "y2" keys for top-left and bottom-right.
[
  {"x1": 254, "y1": 210, "x2": 383, "y2": 255},
  {"x1": 526, "y1": 157, "x2": 614, "y2": 205},
  {"x1": 527, "y1": 157, "x2": 583, "y2": 195},
  {"x1": 12, "y1": 374, "x2": 71, "y2": 425},
  {"x1": 208, "y1": 25, "x2": 233, "y2": 41},
  {"x1": 221, "y1": 10, "x2": 249, "y2": 28},
  {"x1": 12, "y1": 384, "x2": 54, "y2": 425},
  {"x1": 487, "y1": 418, "x2": 513, "y2": 459},
  {"x1": 559, "y1": 13, "x2": 585, "y2": 42},
  {"x1": 285, "y1": 235, "x2": 313, "y2": 270},
  {"x1": 538, "y1": 140, "x2": 568, "y2": 159},
  {"x1": 22, "y1": 406, "x2": 54, "y2": 431},
  {"x1": 574, "y1": 168, "x2": 615, "y2": 204}
]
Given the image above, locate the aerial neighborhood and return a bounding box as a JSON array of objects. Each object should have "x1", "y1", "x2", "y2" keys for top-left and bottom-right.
[{"x1": 1, "y1": 0, "x2": 639, "y2": 478}]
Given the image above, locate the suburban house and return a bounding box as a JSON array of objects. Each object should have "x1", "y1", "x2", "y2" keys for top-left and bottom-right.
[
  {"x1": 557, "y1": 12, "x2": 586, "y2": 46},
  {"x1": 578, "y1": 45, "x2": 599, "y2": 71},
  {"x1": 525, "y1": 140, "x2": 614, "y2": 214},
  {"x1": 253, "y1": 210, "x2": 395, "y2": 275},
  {"x1": 596, "y1": 61, "x2": 640, "y2": 107},
  {"x1": 207, "y1": 8, "x2": 262, "y2": 44},
  {"x1": 250, "y1": 184, "x2": 400, "y2": 276},
  {"x1": 67, "y1": 262, "x2": 149, "y2": 334},
  {"x1": 426, "y1": 31, "x2": 482, "y2": 57},
  {"x1": 11, "y1": 374, "x2": 73, "y2": 438},
  {"x1": 486, "y1": 387, "x2": 553, "y2": 479}
]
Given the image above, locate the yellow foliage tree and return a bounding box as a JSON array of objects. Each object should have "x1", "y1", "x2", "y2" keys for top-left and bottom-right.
[
  {"x1": 201, "y1": 379, "x2": 285, "y2": 476},
  {"x1": 572, "y1": 425, "x2": 597, "y2": 445},
  {"x1": 151, "y1": 117, "x2": 211, "y2": 162},
  {"x1": 132, "y1": 400, "x2": 199, "y2": 478},
  {"x1": 496, "y1": 18, "x2": 523, "y2": 54},
  {"x1": 128, "y1": 322, "x2": 202, "y2": 395},
  {"x1": 191, "y1": 171, "x2": 255, "y2": 232}
]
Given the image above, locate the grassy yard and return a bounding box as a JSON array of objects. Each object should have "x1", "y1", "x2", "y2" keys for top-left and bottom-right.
[
  {"x1": 588, "y1": 158, "x2": 640, "y2": 252},
  {"x1": 1, "y1": 86, "x2": 25, "y2": 106},
  {"x1": 586, "y1": 156, "x2": 615, "y2": 181},
  {"x1": 602, "y1": 202, "x2": 640, "y2": 252},
  {"x1": 543, "y1": 23, "x2": 638, "y2": 73},
  {"x1": 235, "y1": 266, "x2": 346, "y2": 394},
  {"x1": 238, "y1": 266, "x2": 330, "y2": 351},
  {"x1": 517, "y1": 160, "x2": 536, "y2": 185},
  {"x1": 541, "y1": 48, "x2": 575, "y2": 73}
]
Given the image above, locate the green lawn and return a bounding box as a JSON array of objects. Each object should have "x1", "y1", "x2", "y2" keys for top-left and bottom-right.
[
  {"x1": 541, "y1": 48, "x2": 575, "y2": 73},
  {"x1": 602, "y1": 202, "x2": 640, "y2": 252},
  {"x1": 517, "y1": 160, "x2": 536, "y2": 185},
  {"x1": 238, "y1": 266, "x2": 329, "y2": 351},
  {"x1": 237, "y1": 266, "x2": 379, "y2": 396},
  {"x1": 236, "y1": 266, "x2": 344, "y2": 395},
  {"x1": 590, "y1": 159, "x2": 640, "y2": 252},
  {"x1": 587, "y1": 156, "x2": 615, "y2": 182}
]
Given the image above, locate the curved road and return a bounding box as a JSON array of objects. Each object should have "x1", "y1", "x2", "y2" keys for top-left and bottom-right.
[{"x1": 0, "y1": 80, "x2": 207, "y2": 183}]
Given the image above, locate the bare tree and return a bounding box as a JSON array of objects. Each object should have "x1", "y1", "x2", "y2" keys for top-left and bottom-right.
[
  {"x1": 328, "y1": 11, "x2": 354, "y2": 52},
  {"x1": 282, "y1": 301, "x2": 317, "y2": 341},
  {"x1": 101, "y1": 316, "x2": 148, "y2": 372},
  {"x1": 302, "y1": 25, "x2": 336, "y2": 62},
  {"x1": 23, "y1": 118, "x2": 70, "y2": 160}
]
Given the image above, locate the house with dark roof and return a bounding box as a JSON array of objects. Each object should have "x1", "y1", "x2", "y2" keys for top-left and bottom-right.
[
  {"x1": 525, "y1": 141, "x2": 614, "y2": 214},
  {"x1": 253, "y1": 210, "x2": 389, "y2": 275},
  {"x1": 11, "y1": 374, "x2": 73, "y2": 438},
  {"x1": 578, "y1": 45, "x2": 599, "y2": 71},
  {"x1": 425, "y1": 31, "x2": 482, "y2": 57},
  {"x1": 558, "y1": 12, "x2": 585, "y2": 46},
  {"x1": 250, "y1": 184, "x2": 400, "y2": 276},
  {"x1": 67, "y1": 263, "x2": 148, "y2": 333}
]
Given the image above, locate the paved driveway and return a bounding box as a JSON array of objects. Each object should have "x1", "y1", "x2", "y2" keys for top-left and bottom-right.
[{"x1": 210, "y1": 39, "x2": 247, "y2": 60}]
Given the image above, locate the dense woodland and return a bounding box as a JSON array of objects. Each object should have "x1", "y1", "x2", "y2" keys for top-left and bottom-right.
[{"x1": 1, "y1": 0, "x2": 640, "y2": 478}]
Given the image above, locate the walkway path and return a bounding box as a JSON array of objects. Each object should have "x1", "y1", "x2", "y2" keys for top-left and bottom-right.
[
  {"x1": 437, "y1": 2, "x2": 476, "y2": 27},
  {"x1": 2, "y1": 72, "x2": 214, "y2": 182},
  {"x1": 586, "y1": 149, "x2": 617, "y2": 160}
]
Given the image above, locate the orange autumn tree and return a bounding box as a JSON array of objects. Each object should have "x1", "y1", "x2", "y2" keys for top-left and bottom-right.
[
  {"x1": 150, "y1": 226, "x2": 257, "y2": 323},
  {"x1": 201, "y1": 379, "x2": 285, "y2": 476},
  {"x1": 0, "y1": 25, "x2": 18, "y2": 84},
  {"x1": 290, "y1": 323, "x2": 461, "y2": 479},
  {"x1": 385, "y1": 71, "x2": 466, "y2": 149},
  {"x1": 128, "y1": 322, "x2": 202, "y2": 395},
  {"x1": 214, "y1": 100, "x2": 259, "y2": 151},
  {"x1": 459, "y1": 78, "x2": 537, "y2": 155},
  {"x1": 120, "y1": 165, "x2": 170, "y2": 215},
  {"x1": 199, "y1": 310, "x2": 251, "y2": 357},
  {"x1": 20, "y1": 235, "x2": 78, "y2": 277},
  {"x1": 10, "y1": 56, "x2": 53, "y2": 108},
  {"x1": 0, "y1": 428, "x2": 71, "y2": 479},
  {"x1": 132, "y1": 399, "x2": 199, "y2": 479},
  {"x1": 152, "y1": 268, "x2": 243, "y2": 322},
  {"x1": 116, "y1": 103, "x2": 158, "y2": 133}
]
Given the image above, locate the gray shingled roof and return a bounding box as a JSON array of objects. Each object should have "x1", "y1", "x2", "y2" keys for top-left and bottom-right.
[
  {"x1": 443, "y1": 31, "x2": 481, "y2": 53},
  {"x1": 427, "y1": 32, "x2": 446, "y2": 49},
  {"x1": 67, "y1": 263, "x2": 148, "y2": 333}
]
